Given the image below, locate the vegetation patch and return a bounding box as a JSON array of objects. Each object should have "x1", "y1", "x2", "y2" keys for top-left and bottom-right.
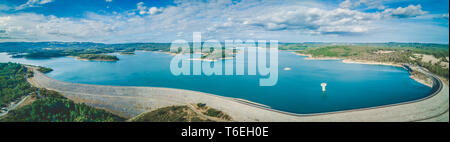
[
  {"x1": 0, "y1": 63, "x2": 35, "y2": 107},
  {"x1": 195, "y1": 103, "x2": 232, "y2": 121},
  {"x1": 37, "y1": 66, "x2": 53, "y2": 73},
  {"x1": 410, "y1": 70, "x2": 433, "y2": 86},
  {"x1": 78, "y1": 54, "x2": 119, "y2": 61},
  {"x1": 203, "y1": 108, "x2": 231, "y2": 120},
  {"x1": 131, "y1": 105, "x2": 213, "y2": 122},
  {"x1": 196, "y1": 103, "x2": 206, "y2": 108},
  {"x1": 131, "y1": 104, "x2": 232, "y2": 122}
]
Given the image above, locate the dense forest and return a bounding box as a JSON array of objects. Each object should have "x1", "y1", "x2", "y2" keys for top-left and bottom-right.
[{"x1": 0, "y1": 63, "x2": 35, "y2": 107}]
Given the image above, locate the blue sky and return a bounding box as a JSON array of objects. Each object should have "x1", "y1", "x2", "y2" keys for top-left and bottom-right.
[{"x1": 0, "y1": 0, "x2": 448, "y2": 43}]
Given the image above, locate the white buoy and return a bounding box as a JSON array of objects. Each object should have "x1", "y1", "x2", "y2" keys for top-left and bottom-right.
[
  {"x1": 283, "y1": 67, "x2": 291, "y2": 71},
  {"x1": 321, "y1": 83, "x2": 327, "y2": 92}
]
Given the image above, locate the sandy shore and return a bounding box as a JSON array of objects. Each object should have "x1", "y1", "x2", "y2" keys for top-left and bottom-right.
[{"x1": 28, "y1": 68, "x2": 448, "y2": 122}]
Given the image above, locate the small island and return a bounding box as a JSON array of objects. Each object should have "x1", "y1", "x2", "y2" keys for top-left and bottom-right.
[
  {"x1": 118, "y1": 52, "x2": 135, "y2": 55},
  {"x1": 197, "y1": 48, "x2": 237, "y2": 61},
  {"x1": 77, "y1": 54, "x2": 119, "y2": 61}
]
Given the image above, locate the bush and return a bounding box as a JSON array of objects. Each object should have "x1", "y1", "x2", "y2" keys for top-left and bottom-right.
[
  {"x1": 203, "y1": 108, "x2": 232, "y2": 120},
  {"x1": 197, "y1": 103, "x2": 206, "y2": 108}
]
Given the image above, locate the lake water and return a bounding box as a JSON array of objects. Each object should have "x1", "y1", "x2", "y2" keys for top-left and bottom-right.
[{"x1": 0, "y1": 51, "x2": 432, "y2": 114}]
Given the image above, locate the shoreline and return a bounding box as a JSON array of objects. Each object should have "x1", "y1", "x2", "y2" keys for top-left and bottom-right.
[
  {"x1": 27, "y1": 67, "x2": 448, "y2": 122},
  {"x1": 293, "y1": 52, "x2": 403, "y2": 67},
  {"x1": 292, "y1": 52, "x2": 433, "y2": 87}
]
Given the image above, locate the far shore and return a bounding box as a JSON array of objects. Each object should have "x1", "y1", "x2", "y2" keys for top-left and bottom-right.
[
  {"x1": 293, "y1": 52, "x2": 433, "y2": 87},
  {"x1": 293, "y1": 52, "x2": 403, "y2": 67}
]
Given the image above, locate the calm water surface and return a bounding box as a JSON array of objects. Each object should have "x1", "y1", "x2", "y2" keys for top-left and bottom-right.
[{"x1": 0, "y1": 51, "x2": 431, "y2": 114}]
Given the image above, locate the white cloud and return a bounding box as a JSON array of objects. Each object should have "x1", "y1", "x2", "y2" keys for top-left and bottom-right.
[
  {"x1": 16, "y1": 0, "x2": 54, "y2": 10},
  {"x1": 136, "y1": 2, "x2": 162, "y2": 15},
  {"x1": 106, "y1": 0, "x2": 112, "y2": 2},
  {"x1": 0, "y1": 13, "x2": 120, "y2": 41},
  {"x1": 339, "y1": 0, "x2": 386, "y2": 10},
  {"x1": 340, "y1": 0, "x2": 353, "y2": 9},
  {"x1": 382, "y1": 4, "x2": 427, "y2": 18},
  {"x1": 0, "y1": 0, "x2": 445, "y2": 43},
  {"x1": 243, "y1": 6, "x2": 380, "y2": 34},
  {"x1": 442, "y1": 13, "x2": 449, "y2": 20}
]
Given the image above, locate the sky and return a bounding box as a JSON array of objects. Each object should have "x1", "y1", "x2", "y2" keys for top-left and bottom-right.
[{"x1": 0, "y1": 0, "x2": 448, "y2": 43}]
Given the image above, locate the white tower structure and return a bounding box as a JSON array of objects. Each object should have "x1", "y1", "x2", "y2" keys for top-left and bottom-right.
[{"x1": 321, "y1": 83, "x2": 327, "y2": 92}]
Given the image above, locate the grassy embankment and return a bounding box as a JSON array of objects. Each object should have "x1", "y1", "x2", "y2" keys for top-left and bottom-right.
[{"x1": 296, "y1": 45, "x2": 449, "y2": 80}]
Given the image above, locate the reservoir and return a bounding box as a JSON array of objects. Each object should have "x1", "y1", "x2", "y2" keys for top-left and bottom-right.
[{"x1": 0, "y1": 51, "x2": 432, "y2": 114}]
